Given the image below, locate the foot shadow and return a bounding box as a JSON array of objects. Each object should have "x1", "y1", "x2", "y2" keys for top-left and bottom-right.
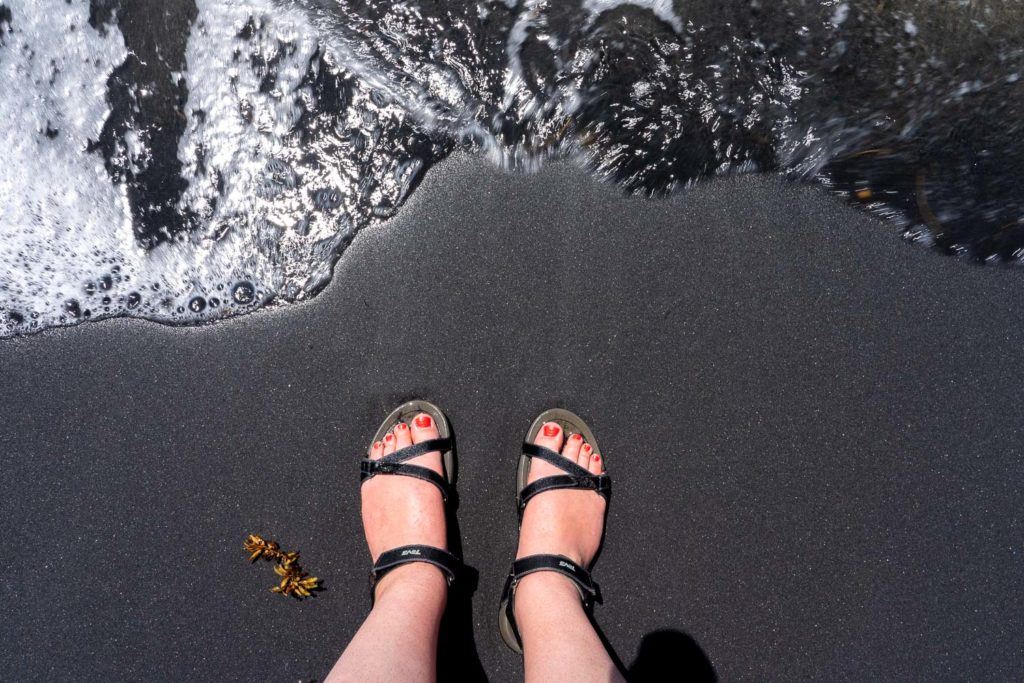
[
  {"x1": 627, "y1": 629, "x2": 717, "y2": 682},
  {"x1": 436, "y1": 424, "x2": 489, "y2": 682}
]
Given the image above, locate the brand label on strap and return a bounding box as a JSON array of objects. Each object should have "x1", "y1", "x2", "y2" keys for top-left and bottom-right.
[
  {"x1": 402, "y1": 548, "x2": 422, "y2": 556},
  {"x1": 559, "y1": 560, "x2": 577, "y2": 572}
]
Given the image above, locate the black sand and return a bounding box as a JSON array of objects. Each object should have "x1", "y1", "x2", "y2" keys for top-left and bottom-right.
[{"x1": 2, "y1": 155, "x2": 1022, "y2": 681}]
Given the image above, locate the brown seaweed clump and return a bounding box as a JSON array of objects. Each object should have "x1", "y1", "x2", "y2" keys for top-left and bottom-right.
[{"x1": 244, "y1": 534, "x2": 321, "y2": 599}]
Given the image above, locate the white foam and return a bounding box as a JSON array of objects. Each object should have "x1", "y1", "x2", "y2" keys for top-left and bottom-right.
[
  {"x1": 0, "y1": 0, "x2": 137, "y2": 335},
  {"x1": 582, "y1": 0, "x2": 683, "y2": 34},
  {"x1": 1, "y1": 0, "x2": 426, "y2": 335}
]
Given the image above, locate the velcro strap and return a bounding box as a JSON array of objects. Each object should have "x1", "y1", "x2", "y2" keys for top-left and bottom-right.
[
  {"x1": 504, "y1": 553, "x2": 601, "y2": 604},
  {"x1": 360, "y1": 460, "x2": 450, "y2": 500},
  {"x1": 379, "y1": 438, "x2": 451, "y2": 464},
  {"x1": 517, "y1": 473, "x2": 611, "y2": 514},
  {"x1": 522, "y1": 442, "x2": 593, "y2": 478},
  {"x1": 369, "y1": 545, "x2": 461, "y2": 600}
]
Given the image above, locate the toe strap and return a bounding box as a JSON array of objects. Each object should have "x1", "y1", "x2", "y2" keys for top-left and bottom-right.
[
  {"x1": 517, "y1": 441, "x2": 611, "y2": 517},
  {"x1": 369, "y1": 545, "x2": 461, "y2": 601},
  {"x1": 522, "y1": 442, "x2": 593, "y2": 477},
  {"x1": 361, "y1": 437, "x2": 453, "y2": 501}
]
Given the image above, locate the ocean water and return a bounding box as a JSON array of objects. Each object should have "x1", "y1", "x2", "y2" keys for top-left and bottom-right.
[{"x1": 0, "y1": 0, "x2": 1021, "y2": 337}]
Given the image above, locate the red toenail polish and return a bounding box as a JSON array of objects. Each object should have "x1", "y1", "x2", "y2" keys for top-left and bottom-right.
[
  {"x1": 415, "y1": 414, "x2": 432, "y2": 428},
  {"x1": 571, "y1": 433, "x2": 582, "y2": 441},
  {"x1": 583, "y1": 444, "x2": 592, "y2": 452},
  {"x1": 384, "y1": 434, "x2": 394, "y2": 443},
  {"x1": 543, "y1": 424, "x2": 560, "y2": 437},
  {"x1": 594, "y1": 455, "x2": 600, "y2": 461},
  {"x1": 373, "y1": 441, "x2": 383, "y2": 449},
  {"x1": 396, "y1": 423, "x2": 407, "y2": 431}
]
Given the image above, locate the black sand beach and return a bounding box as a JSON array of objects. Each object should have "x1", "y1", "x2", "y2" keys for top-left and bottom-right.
[{"x1": 2, "y1": 155, "x2": 1022, "y2": 681}]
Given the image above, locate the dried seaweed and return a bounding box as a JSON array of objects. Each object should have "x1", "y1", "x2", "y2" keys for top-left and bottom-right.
[{"x1": 244, "y1": 534, "x2": 321, "y2": 599}]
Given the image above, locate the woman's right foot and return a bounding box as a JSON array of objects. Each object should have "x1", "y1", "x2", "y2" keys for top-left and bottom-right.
[
  {"x1": 511, "y1": 420, "x2": 624, "y2": 682},
  {"x1": 515, "y1": 421, "x2": 607, "y2": 569},
  {"x1": 513, "y1": 420, "x2": 607, "y2": 620}
]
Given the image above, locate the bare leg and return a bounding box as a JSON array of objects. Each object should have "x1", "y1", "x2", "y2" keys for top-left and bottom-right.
[
  {"x1": 325, "y1": 414, "x2": 450, "y2": 683},
  {"x1": 325, "y1": 565, "x2": 446, "y2": 683},
  {"x1": 514, "y1": 422, "x2": 626, "y2": 683}
]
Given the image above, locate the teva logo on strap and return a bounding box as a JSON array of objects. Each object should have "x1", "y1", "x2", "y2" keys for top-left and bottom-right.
[
  {"x1": 559, "y1": 560, "x2": 577, "y2": 572},
  {"x1": 402, "y1": 549, "x2": 422, "y2": 556}
]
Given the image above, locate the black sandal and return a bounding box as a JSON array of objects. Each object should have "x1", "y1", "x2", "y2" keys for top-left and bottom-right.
[
  {"x1": 361, "y1": 400, "x2": 462, "y2": 600},
  {"x1": 498, "y1": 408, "x2": 612, "y2": 653}
]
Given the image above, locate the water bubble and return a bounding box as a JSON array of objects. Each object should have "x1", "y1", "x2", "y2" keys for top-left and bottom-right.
[
  {"x1": 84, "y1": 282, "x2": 96, "y2": 295},
  {"x1": 188, "y1": 296, "x2": 207, "y2": 312},
  {"x1": 64, "y1": 300, "x2": 81, "y2": 318},
  {"x1": 313, "y1": 187, "x2": 343, "y2": 211},
  {"x1": 265, "y1": 158, "x2": 297, "y2": 188},
  {"x1": 232, "y1": 282, "x2": 255, "y2": 305},
  {"x1": 126, "y1": 292, "x2": 141, "y2": 309},
  {"x1": 99, "y1": 274, "x2": 113, "y2": 290}
]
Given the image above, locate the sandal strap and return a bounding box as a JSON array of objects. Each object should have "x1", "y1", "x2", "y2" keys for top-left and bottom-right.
[
  {"x1": 522, "y1": 442, "x2": 593, "y2": 477},
  {"x1": 360, "y1": 437, "x2": 452, "y2": 500},
  {"x1": 517, "y1": 473, "x2": 611, "y2": 515},
  {"x1": 508, "y1": 554, "x2": 599, "y2": 600},
  {"x1": 517, "y1": 442, "x2": 610, "y2": 516},
  {"x1": 369, "y1": 545, "x2": 461, "y2": 600},
  {"x1": 499, "y1": 554, "x2": 602, "y2": 649}
]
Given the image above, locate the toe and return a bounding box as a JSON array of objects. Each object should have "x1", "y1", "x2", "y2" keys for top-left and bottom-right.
[
  {"x1": 394, "y1": 420, "x2": 413, "y2": 449},
  {"x1": 409, "y1": 412, "x2": 445, "y2": 477},
  {"x1": 527, "y1": 421, "x2": 567, "y2": 484},
  {"x1": 382, "y1": 430, "x2": 397, "y2": 456},
  {"x1": 578, "y1": 441, "x2": 593, "y2": 468},
  {"x1": 410, "y1": 412, "x2": 440, "y2": 442},
  {"x1": 533, "y1": 421, "x2": 565, "y2": 453},
  {"x1": 368, "y1": 440, "x2": 384, "y2": 460},
  {"x1": 562, "y1": 432, "x2": 584, "y2": 463},
  {"x1": 588, "y1": 448, "x2": 604, "y2": 474}
]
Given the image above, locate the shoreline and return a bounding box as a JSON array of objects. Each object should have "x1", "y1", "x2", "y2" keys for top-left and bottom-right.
[{"x1": 2, "y1": 154, "x2": 1022, "y2": 681}]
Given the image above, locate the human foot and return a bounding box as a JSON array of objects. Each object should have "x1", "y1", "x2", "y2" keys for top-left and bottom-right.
[
  {"x1": 515, "y1": 421, "x2": 607, "y2": 570},
  {"x1": 502, "y1": 416, "x2": 621, "y2": 680},
  {"x1": 361, "y1": 412, "x2": 449, "y2": 597}
]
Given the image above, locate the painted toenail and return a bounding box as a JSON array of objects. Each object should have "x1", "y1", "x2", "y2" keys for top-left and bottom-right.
[
  {"x1": 396, "y1": 422, "x2": 408, "y2": 431},
  {"x1": 373, "y1": 441, "x2": 383, "y2": 449},
  {"x1": 384, "y1": 434, "x2": 394, "y2": 443},
  {"x1": 571, "y1": 433, "x2": 583, "y2": 441},
  {"x1": 415, "y1": 414, "x2": 432, "y2": 428},
  {"x1": 542, "y1": 423, "x2": 560, "y2": 437},
  {"x1": 583, "y1": 444, "x2": 592, "y2": 452}
]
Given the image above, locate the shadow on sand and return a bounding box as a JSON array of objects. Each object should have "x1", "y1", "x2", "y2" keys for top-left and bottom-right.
[{"x1": 626, "y1": 629, "x2": 717, "y2": 682}]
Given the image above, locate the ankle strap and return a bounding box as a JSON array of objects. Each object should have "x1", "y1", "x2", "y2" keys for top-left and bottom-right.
[{"x1": 369, "y1": 545, "x2": 461, "y2": 602}]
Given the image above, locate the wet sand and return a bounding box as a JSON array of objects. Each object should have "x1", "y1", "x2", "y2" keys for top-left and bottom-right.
[{"x1": 2, "y1": 154, "x2": 1022, "y2": 681}]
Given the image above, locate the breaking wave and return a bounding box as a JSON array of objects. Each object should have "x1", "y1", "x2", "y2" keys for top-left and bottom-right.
[{"x1": 1, "y1": 0, "x2": 1021, "y2": 337}]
